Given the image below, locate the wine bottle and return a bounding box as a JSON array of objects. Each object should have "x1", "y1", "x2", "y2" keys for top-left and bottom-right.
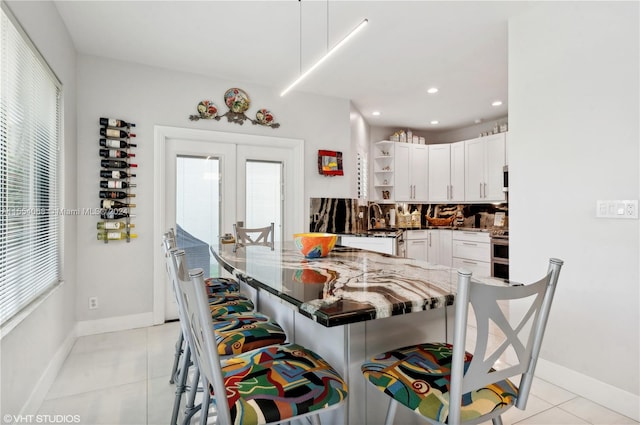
[
  {"x1": 97, "y1": 231, "x2": 138, "y2": 241},
  {"x1": 100, "y1": 200, "x2": 136, "y2": 209},
  {"x1": 99, "y1": 191, "x2": 136, "y2": 199},
  {"x1": 99, "y1": 149, "x2": 135, "y2": 159},
  {"x1": 99, "y1": 117, "x2": 136, "y2": 128},
  {"x1": 100, "y1": 127, "x2": 136, "y2": 139},
  {"x1": 100, "y1": 180, "x2": 136, "y2": 189},
  {"x1": 100, "y1": 170, "x2": 136, "y2": 179},
  {"x1": 101, "y1": 160, "x2": 138, "y2": 169},
  {"x1": 100, "y1": 138, "x2": 137, "y2": 149},
  {"x1": 97, "y1": 221, "x2": 135, "y2": 230},
  {"x1": 100, "y1": 210, "x2": 136, "y2": 220}
]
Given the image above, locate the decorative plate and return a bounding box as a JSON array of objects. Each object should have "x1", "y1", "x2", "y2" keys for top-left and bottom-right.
[
  {"x1": 255, "y1": 109, "x2": 274, "y2": 125},
  {"x1": 224, "y1": 88, "x2": 250, "y2": 113},
  {"x1": 196, "y1": 100, "x2": 218, "y2": 119}
]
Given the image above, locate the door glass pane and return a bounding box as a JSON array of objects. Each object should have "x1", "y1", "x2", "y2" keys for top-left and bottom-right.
[
  {"x1": 245, "y1": 160, "x2": 282, "y2": 241},
  {"x1": 176, "y1": 155, "x2": 220, "y2": 276}
]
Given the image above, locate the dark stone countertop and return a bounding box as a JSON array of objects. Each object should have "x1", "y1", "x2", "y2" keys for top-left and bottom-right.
[{"x1": 211, "y1": 242, "x2": 508, "y2": 327}]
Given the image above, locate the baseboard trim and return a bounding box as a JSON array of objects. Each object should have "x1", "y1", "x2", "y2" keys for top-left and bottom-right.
[
  {"x1": 76, "y1": 312, "x2": 154, "y2": 337},
  {"x1": 19, "y1": 327, "x2": 77, "y2": 417},
  {"x1": 536, "y1": 357, "x2": 640, "y2": 421}
]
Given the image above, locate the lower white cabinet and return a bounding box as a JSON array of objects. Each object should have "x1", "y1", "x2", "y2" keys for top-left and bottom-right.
[
  {"x1": 406, "y1": 229, "x2": 452, "y2": 266},
  {"x1": 340, "y1": 236, "x2": 396, "y2": 256},
  {"x1": 452, "y1": 231, "x2": 490, "y2": 276},
  {"x1": 436, "y1": 230, "x2": 453, "y2": 267},
  {"x1": 406, "y1": 230, "x2": 429, "y2": 261}
]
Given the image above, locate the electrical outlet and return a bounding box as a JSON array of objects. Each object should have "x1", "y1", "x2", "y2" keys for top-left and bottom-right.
[{"x1": 89, "y1": 296, "x2": 98, "y2": 310}]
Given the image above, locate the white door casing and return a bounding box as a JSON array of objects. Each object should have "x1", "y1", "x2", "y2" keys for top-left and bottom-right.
[{"x1": 153, "y1": 126, "x2": 304, "y2": 324}]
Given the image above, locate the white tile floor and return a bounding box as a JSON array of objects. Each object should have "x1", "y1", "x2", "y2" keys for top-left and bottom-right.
[{"x1": 37, "y1": 321, "x2": 639, "y2": 425}]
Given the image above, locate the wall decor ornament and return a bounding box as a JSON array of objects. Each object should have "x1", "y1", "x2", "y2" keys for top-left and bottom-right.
[
  {"x1": 318, "y1": 150, "x2": 344, "y2": 176},
  {"x1": 189, "y1": 87, "x2": 280, "y2": 128}
]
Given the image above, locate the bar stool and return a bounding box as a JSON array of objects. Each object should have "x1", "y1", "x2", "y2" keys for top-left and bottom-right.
[
  {"x1": 174, "y1": 253, "x2": 349, "y2": 425},
  {"x1": 164, "y1": 231, "x2": 252, "y2": 385},
  {"x1": 362, "y1": 259, "x2": 563, "y2": 425},
  {"x1": 164, "y1": 236, "x2": 287, "y2": 425},
  {"x1": 233, "y1": 222, "x2": 275, "y2": 251}
]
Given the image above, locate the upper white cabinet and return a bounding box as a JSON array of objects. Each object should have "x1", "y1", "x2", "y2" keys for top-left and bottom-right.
[
  {"x1": 372, "y1": 141, "x2": 395, "y2": 203},
  {"x1": 464, "y1": 133, "x2": 506, "y2": 202},
  {"x1": 428, "y1": 141, "x2": 465, "y2": 202},
  {"x1": 395, "y1": 143, "x2": 428, "y2": 202}
]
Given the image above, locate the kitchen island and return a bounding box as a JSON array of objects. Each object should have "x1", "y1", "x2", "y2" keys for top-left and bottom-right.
[{"x1": 211, "y1": 243, "x2": 463, "y2": 424}]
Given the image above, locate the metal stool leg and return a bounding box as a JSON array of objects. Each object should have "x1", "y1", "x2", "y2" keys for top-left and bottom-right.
[
  {"x1": 181, "y1": 365, "x2": 202, "y2": 425},
  {"x1": 169, "y1": 331, "x2": 184, "y2": 384},
  {"x1": 170, "y1": 343, "x2": 191, "y2": 425}
]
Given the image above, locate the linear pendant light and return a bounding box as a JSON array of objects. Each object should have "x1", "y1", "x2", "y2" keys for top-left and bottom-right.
[{"x1": 280, "y1": 18, "x2": 368, "y2": 97}]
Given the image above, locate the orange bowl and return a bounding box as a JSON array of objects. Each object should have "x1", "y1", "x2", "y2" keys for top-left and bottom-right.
[{"x1": 293, "y1": 233, "x2": 337, "y2": 258}]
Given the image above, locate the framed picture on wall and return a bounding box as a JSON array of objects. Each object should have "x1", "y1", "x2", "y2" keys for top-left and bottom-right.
[{"x1": 318, "y1": 150, "x2": 344, "y2": 176}]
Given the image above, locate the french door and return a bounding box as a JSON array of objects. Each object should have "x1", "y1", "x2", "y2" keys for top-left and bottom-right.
[{"x1": 158, "y1": 128, "x2": 302, "y2": 321}]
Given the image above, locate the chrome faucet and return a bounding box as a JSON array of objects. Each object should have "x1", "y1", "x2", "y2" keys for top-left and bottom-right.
[{"x1": 368, "y1": 202, "x2": 383, "y2": 229}]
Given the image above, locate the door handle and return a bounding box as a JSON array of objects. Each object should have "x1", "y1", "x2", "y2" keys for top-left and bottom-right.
[{"x1": 484, "y1": 183, "x2": 487, "y2": 198}]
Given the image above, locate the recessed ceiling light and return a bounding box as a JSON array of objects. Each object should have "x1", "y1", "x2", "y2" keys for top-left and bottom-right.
[
  {"x1": 427, "y1": 87, "x2": 439, "y2": 94},
  {"x1": 491, "y1": 100, "x2": 503, "y2": 106},
  {"x1": 372, "y1": 111, "x2": 381, "y2": 116},
  {"x1": 474, "y1": 119, "x2": 482, "y2": 124},
  {"x1": 430, "y1": 120, "x2": 439, "y2": 125}
]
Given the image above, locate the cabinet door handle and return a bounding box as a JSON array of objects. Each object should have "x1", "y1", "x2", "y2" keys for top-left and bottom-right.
[
  {"x1": 463, "y1": 242, "x2": 478, "y2": 246},
  {"x1": 479, "y1": 183, "x2": 483, "y2": 198},
  {"x1": 462, "y1": 260, "x2": 478, "y2": 265},
  {"x1": 450, "y1": 185, "x2": 454, "y2": 200},
  {"x1": 483, "y1": 183, "x2": 487, "y2": 198}
]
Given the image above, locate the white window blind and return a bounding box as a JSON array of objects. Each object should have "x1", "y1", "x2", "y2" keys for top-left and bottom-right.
[{"x1": 0, "y1": 4, "x2": 62, "y2": 325}]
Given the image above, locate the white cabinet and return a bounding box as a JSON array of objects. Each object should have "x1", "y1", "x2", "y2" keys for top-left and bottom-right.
[
  {"x1": 406, "y1": 229, "x2": 452, "y2": 267},
  {"x1": 428, "y1": 141, "x2": 465, "y2": 202},
  {"x1": 452, "y1": 231, "x2": 490, "y2": 277},
  {"x1": 372, "y1": 141, "x2": 395, "y2": 203},
  {"x1": 464, "y1": 133, "x2": 506, "y2": 202},
  {"x1": 395, "y1": 143, "x2": 428, "y2": 202},
  {"x1": 405, "y1": 230, "x2": 429, "y2": 261},
  {"x1": 435, "y1": 229, "x2": 453, "y2": 267},
  {"x1": 340, "y1": 236, "x2": 395, "y2": 256}
]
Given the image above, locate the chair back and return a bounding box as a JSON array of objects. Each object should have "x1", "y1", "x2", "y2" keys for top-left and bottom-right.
[
  {"x1": 448, "y1": 258, "x2": 564, "y2": 424},
  {"x1": 175, "y1": 260, "x2": 234, "y2": 424},
  {"x1": 233, "y1": 222, "x2": 275, "y2": 251},
  {"x1": 163, "y1": 230, "x2": 176, "y2": 253},
  {"x1": 164, "y1": 248, "x2": 203, "y2": 366}
]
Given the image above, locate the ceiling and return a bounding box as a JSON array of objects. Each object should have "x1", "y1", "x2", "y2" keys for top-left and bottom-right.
[{"x1": 53, "y1": 0, "x2": 537, "y2": 132}]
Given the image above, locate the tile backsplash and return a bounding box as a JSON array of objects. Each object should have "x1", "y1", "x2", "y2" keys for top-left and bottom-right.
[{"x1": 310, "y1": 198, "x2": 508, "y2": 233}]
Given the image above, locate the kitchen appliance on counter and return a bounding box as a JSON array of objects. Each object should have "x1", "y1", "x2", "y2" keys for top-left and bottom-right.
[{"x1": 490, "y1": 228, "x2": 509, "y2": 279}]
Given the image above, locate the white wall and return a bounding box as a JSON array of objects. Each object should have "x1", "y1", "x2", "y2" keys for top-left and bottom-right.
[
  {"x1": 509, "y1": 2, "x2": 639, "y2": 418},
  {"x1": 1, "y1": 0, "x2": 77, "y2": 416},
  {"x1": 75, "y1": 55, "x2": 353, "y2": 323},
  {"x1": 349, "y1": 103, "x2": 371, "y2": 198}
]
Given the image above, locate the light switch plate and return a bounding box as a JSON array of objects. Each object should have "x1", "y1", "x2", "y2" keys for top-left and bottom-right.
[{"x1": 596, "y1": 200, "x2": 638, "y2": 219}]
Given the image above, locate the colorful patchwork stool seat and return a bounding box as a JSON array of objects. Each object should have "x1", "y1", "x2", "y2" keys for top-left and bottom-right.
[
  {"x1": 362, "y1": 259, "x2": 563, "y2": 425},
  {"x1": 179, "y1": 266, "x2": 349, "y2": 425}
]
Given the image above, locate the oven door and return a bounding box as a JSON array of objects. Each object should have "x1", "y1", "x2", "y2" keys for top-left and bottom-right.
[{"x1": 491, "y1": 236, "x2": 509, "y2": 279}]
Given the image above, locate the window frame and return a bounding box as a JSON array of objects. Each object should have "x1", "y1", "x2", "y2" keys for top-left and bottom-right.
[{"x1": 1, "y1": 2, "x2": 63, "y2": 327}]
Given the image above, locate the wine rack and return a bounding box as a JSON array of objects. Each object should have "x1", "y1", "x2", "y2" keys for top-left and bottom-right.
[{"x1": 98, "y1": 117, "x2": 137, "y2": 243}]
